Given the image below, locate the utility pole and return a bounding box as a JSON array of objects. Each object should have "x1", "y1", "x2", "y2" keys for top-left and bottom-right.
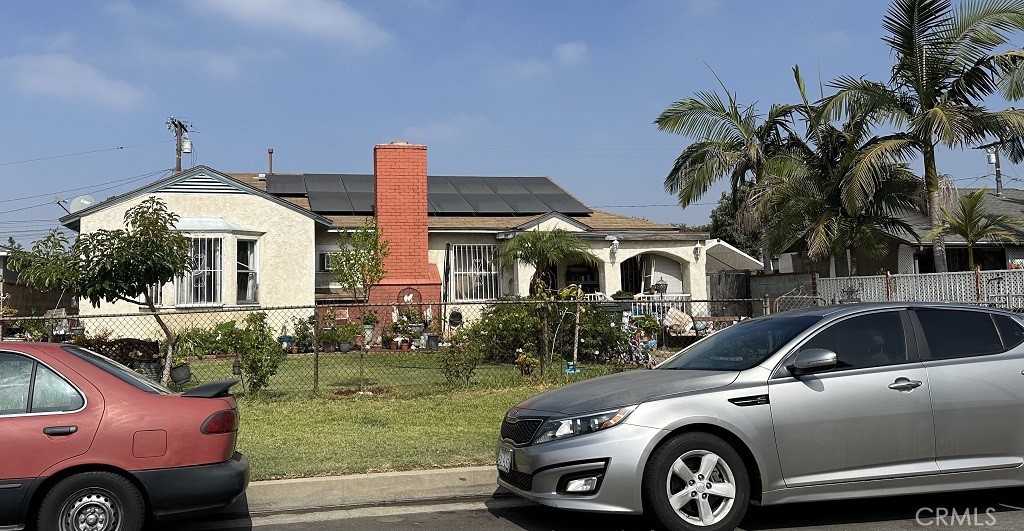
[
  {"x1": 166, "y1": 117, "x2": 189, "y2": 172},
  {"x1": 976, "y1": 140, "x2": 1005, "y2": 196}
]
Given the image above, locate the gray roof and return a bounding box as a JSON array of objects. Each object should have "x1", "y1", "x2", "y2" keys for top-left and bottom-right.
[{"x1": 890, "y1": 187, "x2": 1024, "y2": 245}]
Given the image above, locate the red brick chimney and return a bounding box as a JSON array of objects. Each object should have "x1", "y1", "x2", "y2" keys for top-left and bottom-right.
[{"x1": 370, "y1": 142, "x2": 441, "y2": 305}]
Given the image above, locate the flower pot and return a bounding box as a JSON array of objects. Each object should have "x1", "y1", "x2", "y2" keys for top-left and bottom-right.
[
  {"x1": 362, "y1": 325, "x2": 375, "y2": 345},
  {"x1": 290, "y1": 346, "x2": 299, "y2": 354},
  {"x1": 408, "y1": 323, "x2": 423, "y2": 334},
  {"x1": 401, "y1": 341, "x2": 410, "y2": 351},
  {"x1": 390, "y1": 340, "x2": 400, "y2": 350},
  {"x1": 425, "y1": 334, "x2": 440, "y2": 350},
  {"x1": 339, "y1": 341, "x2": 353, "y2": 353}
]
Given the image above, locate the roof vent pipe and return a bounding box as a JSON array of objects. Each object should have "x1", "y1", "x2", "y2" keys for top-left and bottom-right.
[{"x1": 268, "y1": 148, "x2": 274, "y2": 175}]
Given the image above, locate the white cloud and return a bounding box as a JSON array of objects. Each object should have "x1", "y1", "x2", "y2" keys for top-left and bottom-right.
[
  {"x1": 553, "y1": 41, "x2": 588, "y2": 65},
  {"x1": 191, "y1": 0, "x2": 391, "y2": 49},
  {"x1": 0, "y1": 54, "x2": 146, "y2": 109},
  {"x1": 401, "y1": 115, "x2": 488, "y2": 144}
]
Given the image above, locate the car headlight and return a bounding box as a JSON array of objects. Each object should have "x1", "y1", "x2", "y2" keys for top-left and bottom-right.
[{"x1": 533, "y1": 405, "x2": 637, "y2": 445}]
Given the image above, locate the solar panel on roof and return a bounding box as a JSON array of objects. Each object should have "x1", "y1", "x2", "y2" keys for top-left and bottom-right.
[
  {"x1": 265, "y1": 175, "x2": 307, "y2": 194},
  {"x1": 485, "y1": 177, "x2": 530, "y2": 194},
  {"x1": 536, "y1": 193, "x2": 591, "y2": 214},
  {"x1": 447, "y1": 176, "x2": 494, "y2": 194},
  {"x1": 502, "y1": 194, "x2": 550, "y2": 214},
  {"x1": 462, "y1": 194, "x2": 514, "y2": 213},
  {"x1": 307, "y1": 191, "x2": 353, "y2": 212},
  {"x1": 431, "y1": 193, "x2": 475, "y2": 213},
  {"x1": 347, "y1": 192, "x2": 374, "y2": 213},
  {"x1": 340, "y1": 174, "x2": 374, "y2": 192},
  {"x1": 427, "y1": 177, "x2": 458, "y2": 193},
  {"x1": 304, "y1": 174, "x2": 344, "y2": 192},
  {"x1": 516, "y1": 177, "x2": 563, "y2": 194}
]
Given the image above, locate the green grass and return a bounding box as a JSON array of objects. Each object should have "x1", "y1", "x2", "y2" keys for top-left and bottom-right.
[
  {"x1": 235, "y1": 385, "x2": 553, "y2": 480},
  {"x1": 189, "y1": 350, "x2": 626, "y2": 398}
]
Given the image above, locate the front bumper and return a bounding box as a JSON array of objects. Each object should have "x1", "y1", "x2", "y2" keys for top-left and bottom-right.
[
  {"x1": 134, "y1": 451, "x2": 250, "y2": 519},
  {"x1": 496, "y1": 422, "x2": 661, "y2": 514}
]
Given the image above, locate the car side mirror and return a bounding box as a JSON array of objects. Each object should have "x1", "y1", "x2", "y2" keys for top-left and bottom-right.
[{"x1": 787, "y1": 348, "x2": 838, "y2": 376}]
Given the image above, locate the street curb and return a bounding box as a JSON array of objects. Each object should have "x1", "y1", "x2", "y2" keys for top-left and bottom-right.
[{"x1": 243, "y1": 466, "x2": 501, "y2": 514}]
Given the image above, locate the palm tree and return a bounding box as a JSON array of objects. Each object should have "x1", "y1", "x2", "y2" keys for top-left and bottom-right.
[
  {"x1": 749, "y1": 67, "x2": 924, "y2": 267},
  {"x1": 928, "y1": 188, "x2": 1024, "y2": 270},
  {"x1": 499, "y1": 229, "x2": 597, "y2": 371},
  {"x1": 824, "y1": 0, "x2": 1024, "y2": 272},
  {"x1": 499, "y1": 229, "x2": 597, "y2": 296},
  {"x1": 654, "y1": 80, "x2": 797, "y2": 271}
]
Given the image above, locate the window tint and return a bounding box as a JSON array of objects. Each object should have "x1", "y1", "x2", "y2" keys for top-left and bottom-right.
[
  {"x1": 31, "y1": 364, "x2": 84, "y2": 413},
  {"x1": 802, "y1": 311, "x2": 907, "y2": 369},
  {"x1": 994, "y1": 314, "x2": 1024, "y2": 350},
  {"x1": 916, "y1": 309, "x2": 1003, "y2": 359},
  {"x1": 62, "y1": 346, "x2": 171, "y2": 394},
  {"x1": 661, "y1": 315, "x2": 822, "y2": 371},
  {"x1": 0, "y1": 352, "x2": 33, "y2": 415}
]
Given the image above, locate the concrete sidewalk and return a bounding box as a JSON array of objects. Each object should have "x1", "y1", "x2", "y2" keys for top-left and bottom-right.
[{"x1": 242, "y1": 466, "x2": 502, "y2": 514}]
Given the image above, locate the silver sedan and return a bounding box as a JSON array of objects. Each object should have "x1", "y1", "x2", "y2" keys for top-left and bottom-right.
[{"x1": 497, "y1": 303, "x2": 1024, "y2": 531}]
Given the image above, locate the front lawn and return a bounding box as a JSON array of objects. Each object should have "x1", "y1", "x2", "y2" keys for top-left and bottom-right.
[{"x1": 235, "y1": 385, "x2": 551, "y2": 480}]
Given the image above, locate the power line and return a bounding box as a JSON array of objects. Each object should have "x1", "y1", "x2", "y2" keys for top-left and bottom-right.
[
  {"x1": 0, "y1": 140, "x2": 172, "y2": 167},
  {"x1": 0, "y1": 168, "x2": 171, "y2": 205}
]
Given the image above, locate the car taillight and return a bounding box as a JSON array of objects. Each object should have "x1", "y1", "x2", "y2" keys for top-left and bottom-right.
[{"x1": 201, "y1": 409, "x2": 238, "y2": 434}]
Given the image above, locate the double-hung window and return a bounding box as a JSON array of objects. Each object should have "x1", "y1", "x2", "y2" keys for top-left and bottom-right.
[
  {"x1": 447, "y1": 244, "x2": 501, "y2": 302},
  {"x1": 178, "y1": 237, "x2": 223, "y2": 306}
]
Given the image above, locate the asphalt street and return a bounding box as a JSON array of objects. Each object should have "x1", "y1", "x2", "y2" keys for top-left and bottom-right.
[{"x1": 159, "y1": 486, "x2": 1024, "y2": 531}]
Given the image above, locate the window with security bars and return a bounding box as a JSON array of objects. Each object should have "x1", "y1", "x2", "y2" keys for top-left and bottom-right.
[
  {"x1": 448, "y1": 244, "x2": 501, "y2": 301},
  {"x1": 177, "y1": 237, "x2": 222, "y2": 306}
]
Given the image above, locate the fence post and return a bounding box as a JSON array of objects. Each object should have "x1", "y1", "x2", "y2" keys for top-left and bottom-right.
[
  {"x1": 885, "y1": 271, "x2": 892, "y2": 301},
  {"x1": 762, "y1": 295, "x2": 770, "y2": 316},
  {"x1": 312, "y1": 309, "x2": 320, "y2": 392},
  {"x1": 975, "y1": 266, "x2": 983, "y2": 302}
]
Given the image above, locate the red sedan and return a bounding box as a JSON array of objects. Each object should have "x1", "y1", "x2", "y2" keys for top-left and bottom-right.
[{"x1": 0, "y1": 342, "x2": 249, "y2": 530}]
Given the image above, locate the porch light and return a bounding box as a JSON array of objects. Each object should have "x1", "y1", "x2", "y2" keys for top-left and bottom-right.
[
  {"x1": 654, "y1": 278, "x2": 668, "y2": 294},
  {"x1": 693, "y1": 242, "x2": 703, "y2": 261}
]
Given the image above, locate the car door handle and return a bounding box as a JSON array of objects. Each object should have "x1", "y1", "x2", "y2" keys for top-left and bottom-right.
[
  {"x1": 43, "y1": 426, "x2": 78, "y2": 436},
  {"x1": 888, "y1": 378, "x2": 922, "y2": 392}
]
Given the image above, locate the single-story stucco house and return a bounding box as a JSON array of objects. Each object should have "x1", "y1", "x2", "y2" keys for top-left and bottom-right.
[{"x1": 59, "y1": 142, "x2": 707, "y2": 317}]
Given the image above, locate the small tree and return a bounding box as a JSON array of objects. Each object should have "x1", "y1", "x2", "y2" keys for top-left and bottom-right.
[
  {"x1": 928, "y1": 189, "x2": 1024, "y2": 270},
  {"x1": 328, "y1": 219, "x2": 389, "y2": 302},
  {"x1": 499, "y1": 229, "x2": 598, "y2": 370},
  {"x1": 9, "y1": 197, "x2": 191, "y2": 385}
]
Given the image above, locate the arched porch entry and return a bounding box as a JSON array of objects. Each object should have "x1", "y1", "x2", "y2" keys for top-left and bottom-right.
[{"x1": 619, "y1": 252, "x2": 688, "y2": 295}]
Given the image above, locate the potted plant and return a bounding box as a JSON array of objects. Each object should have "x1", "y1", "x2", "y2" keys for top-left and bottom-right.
[
  {"x1": 400, "y1": 305, "x2": 423, "y2": 334},
  {"x1": 515, "y1": 351, "x2": 539, "y2": 377},
  {"x1": 424, "y1": 318, "x2": 442, "y2": 350},
  {"x1": 360, "y1": 310, "x2": 378, "y2": 345},
  {"x1": 336, "y1": 321, "x2": 363, "y2": 353},
  {"x1": 277, "y1": 324, "x2": 294, "y2": 353},
  {"x1": 292, "y1": 317, "x2": 313, "y2": 353}
]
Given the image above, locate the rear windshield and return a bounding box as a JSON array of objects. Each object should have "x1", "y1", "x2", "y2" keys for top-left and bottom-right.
[
  {"x1": 660, "y1": 315, "x2": 822, "y2": 371},
  {"x1": 62, "y1": 345, "x2": 172, "y2": 395}
]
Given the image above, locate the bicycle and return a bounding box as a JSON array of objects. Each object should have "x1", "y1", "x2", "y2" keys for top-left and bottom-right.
[{"x1": 616, "y1": 321, "x2": 656, "y2": 368}]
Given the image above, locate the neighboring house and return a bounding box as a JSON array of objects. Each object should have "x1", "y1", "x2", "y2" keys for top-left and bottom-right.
[
  {"x1": 59, "y1": 142, "x2": 706, "y2": 317},
  {"x1": 0, "y1": 250, "x2": 73, "y2": 320},
  {"x1": 779, "y1": 188, "x2": 1024, "y2": 277}
]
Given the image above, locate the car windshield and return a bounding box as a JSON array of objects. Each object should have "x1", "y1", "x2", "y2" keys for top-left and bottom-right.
[
  {"x1": 660, "y1": 315, "x2": 822, "y2": 371},
  {"x1": 62, "y1": 345, "x2": 172, "y2": 395}
]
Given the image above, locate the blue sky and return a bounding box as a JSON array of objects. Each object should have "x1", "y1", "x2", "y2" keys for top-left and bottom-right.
[{"x1": 1, "y1": 0, "x2": 1020, "y2": 244}]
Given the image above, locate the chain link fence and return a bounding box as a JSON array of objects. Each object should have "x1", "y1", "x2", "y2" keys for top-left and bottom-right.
[{"x1": 0, "y1": 298, "x2": 763, "y2": 398}]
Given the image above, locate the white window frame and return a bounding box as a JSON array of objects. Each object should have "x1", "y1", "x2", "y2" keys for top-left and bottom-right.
[
  {"x1": 317, "y1": 252, "x2": 344, "y2": 273},
  {"x1": 177, "y1": 237, "x2": 223, "y2": 307},
  {"x1": 236, "y1": 239, "x2": 259, "y2": 305},
  {"x1": 447, "y1": 244, "x2": 501, "y2": 302}
]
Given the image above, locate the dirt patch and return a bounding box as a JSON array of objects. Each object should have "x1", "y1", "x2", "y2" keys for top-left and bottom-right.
[{"x1": 330, "y1": 386, "x2": 395, "y2": 397}]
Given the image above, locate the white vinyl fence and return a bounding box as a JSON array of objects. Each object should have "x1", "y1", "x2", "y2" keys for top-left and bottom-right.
[{"x1": 817, "y1": 269, "x2": 1024, "y2": 309}]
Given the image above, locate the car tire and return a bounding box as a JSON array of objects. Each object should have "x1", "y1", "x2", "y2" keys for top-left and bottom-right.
[
  {"x1": 37, "y1": 471, "x2": 145, "y2": 531},
  {"x1": 643, "y1": 432, "x2": 750, "y2": 531}
]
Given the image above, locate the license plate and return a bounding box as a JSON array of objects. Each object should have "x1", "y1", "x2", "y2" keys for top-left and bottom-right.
[{"x1": 497, "y1": 445, "x2": 513, "y2": 473}]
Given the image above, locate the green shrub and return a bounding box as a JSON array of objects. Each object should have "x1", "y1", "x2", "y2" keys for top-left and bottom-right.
[
  {"x1": 292, "y1": 317, "x2": 314, "y2": 352},
  {"x1": 551, "y1": 305, "x2": 627, "y2": 362},
  {"x1": 439, "y1": 330, "x2": 484, "y2": 385},
  {"x1": 461, "y1": 302, "x2": 541, "y2": 363}
]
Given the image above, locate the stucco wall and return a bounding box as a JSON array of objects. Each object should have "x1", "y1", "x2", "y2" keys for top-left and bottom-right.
[{"x1": 77, "y1": 191, "x2": 317, "y2": 315}]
